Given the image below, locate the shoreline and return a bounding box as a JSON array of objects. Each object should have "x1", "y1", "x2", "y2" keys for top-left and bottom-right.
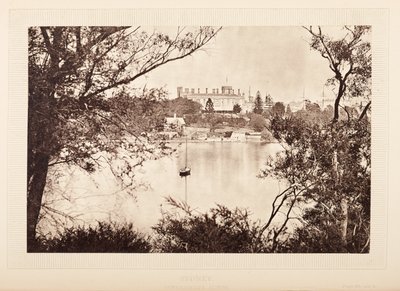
[{"x1": 162, "y1": 138, "x2": 278, "y2": 144}]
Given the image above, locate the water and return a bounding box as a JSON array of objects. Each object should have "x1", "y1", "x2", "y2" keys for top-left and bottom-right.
[
  {"x1": 126, "y1": 141, "x2": 284, "y2": 231},
  {"x1": 41, "y1": 141, "x2": 284, "y2": 234}
]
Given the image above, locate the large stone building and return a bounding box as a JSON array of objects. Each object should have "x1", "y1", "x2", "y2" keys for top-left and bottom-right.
[{"x1": 177, "y1": 85, "x2": 247, "y2": 113}]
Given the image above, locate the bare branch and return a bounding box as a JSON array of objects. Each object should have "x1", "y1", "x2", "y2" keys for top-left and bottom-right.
[
  {"x1": 83, "y1": 27, "x2": 222, "y2": 100},
  {"x1": 359, "y1": 101, "x2": 371, "y2": 120}
]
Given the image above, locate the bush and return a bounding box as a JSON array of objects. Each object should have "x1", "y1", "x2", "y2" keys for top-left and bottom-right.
[
  {"x1": 261, "y1": 129, "x2": 275, "y2": 142},
  {"x1": 248, "y1": 113, "x2": 266, "y2": 132},
  {"x1": 184, "y1": 113, "x2": 201, "y2": 125},
  {"x1": 264, "y1": 114, "x2": 371, "y2": 253},
  {"x1": 152, "y1": 198, "x2": 264, "y2": 253},
  {"x1": 33, "y1": 222, "x2": 152, "y2": 253},
  {"x1": 278, "y1": 206, "x2": 348, "y2": 253}
]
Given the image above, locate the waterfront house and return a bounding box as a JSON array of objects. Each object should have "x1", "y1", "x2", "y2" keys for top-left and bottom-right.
[
  {"x1": 246, "y1": 132, "x2": 262, "y2": 141},
  {"x1": 231, "y1": 132, "x2": 246, "y2": 142},
  {"x1": 165, "y1": 113, "x2": 185, "y2": 132}
]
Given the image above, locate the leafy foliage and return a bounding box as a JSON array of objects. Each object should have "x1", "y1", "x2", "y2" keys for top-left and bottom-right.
[
  {"x1": 255, "y1": 26, "x2": 372, "y2": 253},
  {"x1": 303, "y1": 26, "x2": 371, "y2": 121},
  {"x1": 152, "y1": 197, "x2": 265, "y2": 253},
  {"x1": 28, "y1": 26, "x2": 221, "y2": 245},
  {"x1": 233, "y1": 103, "x2": 242, "y2": 114},
  {"x1": 286, "y1": 104, "x2": 292, "y2": 115},
  {"x1": 253, "y1": 95, "x2": 263, "y2": 114},
  {"x1": 261, "y1": 129, "x2": 275, "y2": 142},
  {"x1": 163, "y1": 97, "x2": 202, "y2": 116},
  {"x1": 249, "y1": 113, "x2": 267, "y2": 132},
  {"x1": 33, "y1": 222, "x2": 151, "y2": 253},
  {"x1": 205, "y1": 98, "x2": 215, "y2": 113},
  {"x1": 271, "y1": 102, "x2": 285, "y2": 117},
  {"x1": 261, "y1": 114, "x2": 370, "y2": 252}
]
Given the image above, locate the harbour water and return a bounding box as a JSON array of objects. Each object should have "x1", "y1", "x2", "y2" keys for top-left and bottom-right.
[
  {"x1": 126, "y1": 141, "x2": 284, "y2": 231},
  {"x1": 40, "y1": 141, "x2": 284, "y2": 234}
]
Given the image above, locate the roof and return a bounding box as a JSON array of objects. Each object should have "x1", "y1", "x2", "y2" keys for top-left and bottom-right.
[{"x1": 183, "y1": 94, "x2": 243, "y2": 99}]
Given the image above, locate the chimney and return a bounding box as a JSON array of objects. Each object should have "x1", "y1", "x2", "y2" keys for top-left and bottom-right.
[
  {"x1": 174, "y1": 113, "x2": 176, "y2": 118},
  {"x1": 206, "y1": 88, "x2": 208, "y2": 94},
  {"x1": 198, "y1": 88, "x2": 200, "y2": 93},
  {"x1": 238, "y1": 89, "x2": 240, "y2": 95},
  {"x1": 216, "y1": 88, "x2": 219, "y2": 94}
]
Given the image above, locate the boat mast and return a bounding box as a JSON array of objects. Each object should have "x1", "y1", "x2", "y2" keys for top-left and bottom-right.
[
  {"x1": 185, "y1": 175, "x2": 187, "y2": 204},
  {"x1": 185, "y1": 136, "x2": 188, "y2": 168}
]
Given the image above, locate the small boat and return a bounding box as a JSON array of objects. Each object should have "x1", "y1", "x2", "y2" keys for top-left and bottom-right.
[
  {"x1": 179, "y1": 137, "x2": 191, "y2": 177},
  {"x1": 179, "y1": 166, "x2": 191, "y2": 177}
]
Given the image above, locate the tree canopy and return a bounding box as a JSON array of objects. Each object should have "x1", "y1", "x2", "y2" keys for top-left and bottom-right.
[
  {"x1": 163, "y1": 97, "x2": 202, "y2": 116},
  {"x1": 28, "y1": 26, "x2": 221, "y2": 249},
  {"x1": 233, "y1": 103, "x2": 242, "y2": 114},
  {"x1": 253, "y1": 95, "x2": 263, "y2": 114},
  {"x1": 262, "y1": 115, "x2": 370, "y2": 252},
  {"x1": 258, "y1": 26, "x2": 372, "y2": 252},
  {"x1": 271, "y1": 102, "x2": 285, "y2": 117},
  {"x1": 303, "y1": 26, "x2": 371, "y2": 121},
  {"x1": 249, "y1": 113, "x2": 266, "y2": 132},
  {"x1": 205, "y1": 98, "x2": 215, "y2": 113}
]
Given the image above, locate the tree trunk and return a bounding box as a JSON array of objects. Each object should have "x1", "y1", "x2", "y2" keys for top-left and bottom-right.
[
  {"x1": 340, "y1": 198, "x2": 348, "y2": 246},
  {"x1": 359, "y1": 101, "x2": 371, "y2": 121},
  {"x1": 333, "y1": 82, "x2": 345, "y2": 122},
  {"x1": 333, "y1": 149, "x2": 348, "y2": 248},
  {"x1": 27, "y1": 152, "x2": 49, "y2": 251}
]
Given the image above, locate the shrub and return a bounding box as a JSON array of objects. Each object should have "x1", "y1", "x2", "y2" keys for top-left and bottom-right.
[
  {"x1": 261, "y1": 129, "x2": 275, "y2": 142},
  {"x1": 33, "y1": 222, "x2": 151, "y2": 253},
  {"x1": 248, "y1": 113, "x2": 266, "y2": 132},
  {"x1": 152, "y1": 198, "x2": 264, "y2": 253}
]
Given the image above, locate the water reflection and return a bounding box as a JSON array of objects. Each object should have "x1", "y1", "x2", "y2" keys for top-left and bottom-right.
[
  {"x1": 129, "y1": 142, "x2": 283, "y2": 231},
  {"x1": 43, "y1": 142, "x2": 284, "y2": 234}
]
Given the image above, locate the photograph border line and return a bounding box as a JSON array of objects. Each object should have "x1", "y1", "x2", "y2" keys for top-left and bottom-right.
[{"x1": 7, "y1": 8, "x2": 388, "y2": 269}]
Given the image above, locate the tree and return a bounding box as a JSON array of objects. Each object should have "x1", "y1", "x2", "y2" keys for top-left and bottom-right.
[
  {"x1": 260, "y1": 114, "x2": 370, "y2": 252},
  {"x1": 164, "y1": 97, "x2": 202, "y2": 116},
  {"x1": 286, "y1": 104, "x2": 292, "y2": 115},
  {"x1": 233, "y1": 103, "x2": 242, "y2": 114},
  {"x1": 205, "y1": 98, "x2": 215, "y2": 113},
  {"x1": 305, "y1": 101, "x2": 321, "y2": 113},
  {"x1": 261, "y1": 129, "x2": 274, "y2": 143},
  {"x1": 294, "y1": 101, "x2": 330, "y2": 124},
  {"x1": 271, "y1": 102, "x2": 285, "y2": 117},
  {"x1": 253, "y1": 93, "x2": 263, "y2": 114},
  {"x1": 300, "y1": 26, "x2": 371, "y2": 247},
  {"x1": 303, "y1": 26, "x2": 371, "y2": 121},
  {"x1": 28, "y1": 26, "x2": 221, "y2": 249},
  {"x1": 249, "y1": 114, "x2": 266, "y2": 132}
]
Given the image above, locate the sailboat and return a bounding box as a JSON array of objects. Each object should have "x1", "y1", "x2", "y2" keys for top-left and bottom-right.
[{"x1": 179, "y1": 137, "x2": 191, "y2": 177}]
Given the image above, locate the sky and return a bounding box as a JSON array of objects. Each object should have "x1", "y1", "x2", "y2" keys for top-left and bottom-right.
[{"x1": 133, "y1": 26, "x2": 339, "y2": 103}]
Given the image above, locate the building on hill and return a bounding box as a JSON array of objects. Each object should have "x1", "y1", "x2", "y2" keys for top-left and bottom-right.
[{"x1": 177, "y1": 85, "x2": 247, "y2": 113}]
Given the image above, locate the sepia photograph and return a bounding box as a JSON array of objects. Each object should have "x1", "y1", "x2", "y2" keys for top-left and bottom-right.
[
  {"x1": 27, "y1": 25, "x2": 372, "y2": 254},
  {"x1": 4, "y1": 2, "x2": 400, "y2": 290}
]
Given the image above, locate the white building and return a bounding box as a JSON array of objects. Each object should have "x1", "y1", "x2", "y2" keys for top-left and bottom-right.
[
  {"x1": 165, "y1": 113, "x2": 185, "y2": 131},
  {"x1": 177, "y1": 85, "x2": 246, "y2": 113}
]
